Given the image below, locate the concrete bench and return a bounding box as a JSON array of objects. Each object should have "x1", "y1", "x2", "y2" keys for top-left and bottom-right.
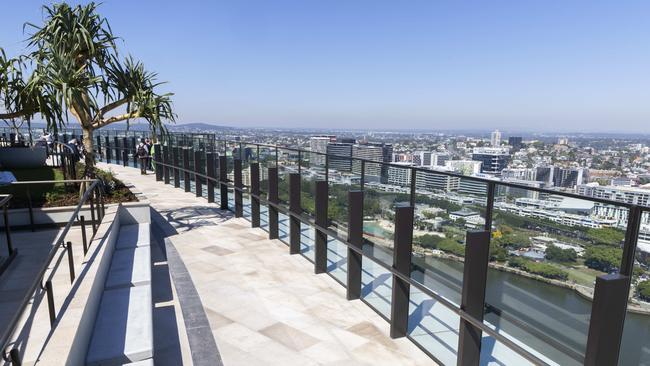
[
  {"x1": 116, "y1": 224, "x2": 151, "y2": 250},
  {"x1": 105, "y1": 246, "x2": 152, "y2": 290},
  {"x1": 86, "y1": 285, "x2": 153, "y2": 365}
]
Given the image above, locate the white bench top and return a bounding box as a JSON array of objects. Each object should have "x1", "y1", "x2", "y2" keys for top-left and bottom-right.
[
  {"x1": 86, "y1": 284, "x2": 153, "y2": 365},
  {"x1": 116, "y1": 224, "x2": 150, "y2": 250},
  {"x1": 105, "y1": 246, "x2": 152, "y2": 290}
]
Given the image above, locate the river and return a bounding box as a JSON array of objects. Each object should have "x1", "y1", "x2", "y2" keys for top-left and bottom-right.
[{"x1": 409, "y1": 254, "x2": 650, "y2": 365}]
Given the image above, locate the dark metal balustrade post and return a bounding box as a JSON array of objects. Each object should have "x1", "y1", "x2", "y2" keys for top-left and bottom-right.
[
  {"x1": 80, "y1": 215, "x2": 88, "y2": 255},
  {"x1": 131, "y1": 136, "x2": 137, "y2": 166},
  {"x1": 163, "y1": 145, "x2": 171, "y2": 184},
  {"x1": 26, "y1": 188, "x2": 35, "y2": 231},
  {"x1": 390, "y1": 204, "x2": 414, "y2": 338},
  {"x1": 194, "y1": 150, "x2": 203, "y2": 197},
  {"x1": 268, "y1": 167, "x2": 279, "y2": 239},
  {"x1": 173, "y1": 146, "x2": 180, "y2": 188},
  {"x1": 105, "y1": 136, "x2": 111, "y2": 163},
  {"x1": 621, "y1": 205, "x2": 642, "y2": 276},
  {"x1": 113, "y1": 136, "x2": 119, "y2": 164},
  {"x1": 314, "y1": 180, "x2": 328, "y2": 274},
  {"x1": 66, "y1": 241, "x2": 75, "y2": 284},
  {"x1": 457, "y1": 230, "x2": 491, "y2": 366},
  {"x1": 45, "y1": 280, "x2": 55, "y2": 327},
  {"x1": 3, "y1": 205, "x2": 14, "y2": 255},
  {"x1": 122, "y1": 137, "x2": 128, "y2": 166},
  {"x1": 234, "y1": 159, "x2": 243, "y2": 217},
  {"x1": 584, "y1": 274, "x2": 630, "y2": 366},
  {"x1": 347, "y1": 190, "x2": 363, "y2": 300},
  {"x1": 89, "y1": 188, "x2": 97, "y2": 235},
  {"x1": 155, "y1": 144, "x2": 163, "y2": 181},
  {"x1": 183, "y1": 148, "x2": 191, "y2": 192},
  {"x1": 289, "y1": 173, "x2": 301, "y2": 254},
  {"x1": 219, "y1": 155, "x2": 228, "y2": 210},
  {"x1": 484, "y1": 182, "x2": 496, "y2": 232},
  {"x1": 250, "y1": 163, "x2": 261, "y2": 227},
  {"x1": 206, "y1": 152, "x2": 216, "y2": 203}
]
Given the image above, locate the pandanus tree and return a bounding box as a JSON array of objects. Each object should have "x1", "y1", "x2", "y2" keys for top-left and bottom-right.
[
  {"x1": 0, "y1": 2, "x2": 175, "y2": 175},
  {"x1": 0, "y1": 49, "x2": 62, "y2": 143}
]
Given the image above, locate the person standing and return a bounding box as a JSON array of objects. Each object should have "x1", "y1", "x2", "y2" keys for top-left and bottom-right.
[
  {"x1": 144, "y1": 138, "x2": 153, "y2": 170},
  {"x1": 137, "y1": 138, "x2": 148, "y2": 174}
]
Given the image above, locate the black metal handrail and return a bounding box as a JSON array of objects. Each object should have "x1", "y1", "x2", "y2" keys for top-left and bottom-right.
[
  {"x1": 96, "y1": 134, "x2": 649, "y2": 365},
  {"x1": 0, "y1": 194, "x2": 17, "y2": 279},
  {"x1": 150, "y1": 157, "x2": 585, "y2": 365},
  {"x1": 1, "y1": 179, "x2": 105, "y2": 365}
]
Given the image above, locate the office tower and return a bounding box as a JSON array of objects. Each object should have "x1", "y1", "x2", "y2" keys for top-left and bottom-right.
[
  {"x1": 508, "y1": 136, "x2": 523, "y2": 149},
  {"x1": 471, "y1": 147, "x2": 510, "y2": 175},
  {"x1": 326, "y1": 142, "x2": 353, "y2": 172},
  {"x1": 352, "y1": 144, "x2": 383, "y2": 180},
  {"x1": 554, "y1": 167, "x2": 588, "y2": 188}
]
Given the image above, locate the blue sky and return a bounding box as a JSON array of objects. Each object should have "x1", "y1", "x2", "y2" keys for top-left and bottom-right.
[{"x1": 1, "y1": 0, "x2": 649, "y2": 132}]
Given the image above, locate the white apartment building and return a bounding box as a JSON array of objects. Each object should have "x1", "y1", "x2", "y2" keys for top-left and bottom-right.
[
  {"x1": 387, "y1": 162, "x2": 413, "y2": 186},
  {"x1": 577, "y1": 184, "x2": 650, "y2": 206},
  {"x1": 491, "y1": 130, "x2": 501, "y2": 147},
  {"x1": 309, "y1": 136, "x2": 333, "y2": 167}
]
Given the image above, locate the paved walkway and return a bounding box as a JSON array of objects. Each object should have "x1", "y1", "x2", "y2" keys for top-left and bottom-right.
[{"x1": 99, "y1": 162, "x2": 435, "y2": 366}]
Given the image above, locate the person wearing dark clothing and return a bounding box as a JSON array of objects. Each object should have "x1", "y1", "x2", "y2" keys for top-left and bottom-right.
[
  {"x1": 137, "y1": 138, "x2": 148, "y2": 174},
  {"x1": 144, "y1": 138, "x2": 153, "y2": 170}
]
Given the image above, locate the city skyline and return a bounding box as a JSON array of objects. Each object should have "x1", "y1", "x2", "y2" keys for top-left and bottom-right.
[{"x1": 1, "y1": 0, "x2": 649, "y2": 132}]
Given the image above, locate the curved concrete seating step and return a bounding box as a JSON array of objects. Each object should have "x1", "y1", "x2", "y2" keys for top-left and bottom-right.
[
  {"x1": 86, "y1": 283, "x2": 154, "y2": 365},
  {"x1": 86, "y1": 221, "x2": 154, "y2": 366},
  {"x1": 105, "y1": 246, "x2": 152, "y2": 290},
  {"x1": 116, "y1": 224, "x2": 150, "y2": 249}
]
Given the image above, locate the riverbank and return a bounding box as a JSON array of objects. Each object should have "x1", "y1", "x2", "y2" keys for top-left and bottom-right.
[{"x1": 412, "y1": 245, "x2": 650, "y2": 315}]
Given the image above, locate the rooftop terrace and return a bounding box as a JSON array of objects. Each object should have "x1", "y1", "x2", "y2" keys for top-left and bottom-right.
[{"x1": 1, "y1": 129, "x2": 649, "y2": 365}]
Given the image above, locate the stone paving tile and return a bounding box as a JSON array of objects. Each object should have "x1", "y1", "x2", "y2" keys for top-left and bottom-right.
[{"x1": 99, "y1": 163, "x2": 436, "y2": 366}]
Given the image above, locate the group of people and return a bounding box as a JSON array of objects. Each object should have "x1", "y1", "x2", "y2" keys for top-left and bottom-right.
[
  {"x1": 137, "y1": 137, "x2": 155, "y2": 174},
  {"x1": 33, "y1": 131, "x2": 85, "y2": 162}
]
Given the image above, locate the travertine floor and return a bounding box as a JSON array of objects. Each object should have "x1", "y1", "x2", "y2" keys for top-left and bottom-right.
[{"x1": 99, "y1": 162, "x2": 435, "y2": 366}]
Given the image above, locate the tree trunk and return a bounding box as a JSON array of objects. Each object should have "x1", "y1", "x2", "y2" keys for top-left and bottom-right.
[{"x1": 82, "y1": 125, "x2": 95, "y2": 177}]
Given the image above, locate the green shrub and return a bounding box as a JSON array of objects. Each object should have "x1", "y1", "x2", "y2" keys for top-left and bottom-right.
[
  {"x1": 545, "y1": 245, "x2": 577, "y2": 262},
  {"x1": 638, "y1": 280, "x2": 650, "y2": 301},
  {"x1": 508, "y1": 257, "x2": 569, "y2": 280},
  {"x1": 584, "y1": 246, "x2": 622, "y2": 272}
]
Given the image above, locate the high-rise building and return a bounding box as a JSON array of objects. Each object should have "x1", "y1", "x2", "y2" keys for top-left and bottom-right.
[
  {"x1": 412, "y1": 151, "x2": 432, "y2": 166},
  {"x1": 363, "y1": 142, "x2": 393, "y2": 183},
  {"x1": 387, "y1": 162, "x2": 414, "y2": 186},
  {"x1": 326, "y1": 142, "x2": 353, "y2": 172},
  {"x1": 508, "y1": 136, "x2": 523, "y2": 149},
  {"x1": 471, "y1": 147, "x2": 510, "y2": 175},
  {"x1": 536, "y1": 166, "x2": 556, "y2": 186},
  {"x1": 554, "y1": 167, "x2": 587, "y2": 188},
  {"x1": 431, "y1": 152, "x2": 449, "y2": 167},
  {"x1": 310, "y1": 136, "x2": 334, "y2": 167},
  {"x1": 491, "y1": 130, "x2": 502, "y2": 147},
  {"x1": 352, "y1": 144, "x2": 383, "y2": 179},
  {"x1": 415, "y1": 170, "x2": 460, "y2": 192}
]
